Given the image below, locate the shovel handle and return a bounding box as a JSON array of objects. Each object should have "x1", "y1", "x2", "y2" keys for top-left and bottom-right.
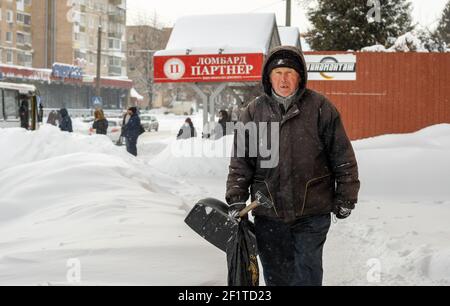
[{"x1": 239, "y1": 200, "x2": 259, "y2": 218}]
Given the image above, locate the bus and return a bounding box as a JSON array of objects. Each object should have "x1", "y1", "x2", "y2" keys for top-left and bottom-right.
[{"x1": 0, "y1": 82, "x2": 39, "y2": 130}]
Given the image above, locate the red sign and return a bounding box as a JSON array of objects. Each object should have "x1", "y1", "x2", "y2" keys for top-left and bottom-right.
[{"x1": 154, "y1": 53, "x2": 264, "y2": 83}]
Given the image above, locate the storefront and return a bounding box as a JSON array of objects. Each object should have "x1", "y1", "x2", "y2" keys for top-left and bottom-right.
[
  {"x1": 153, "y1": 13, "x2": 282, "y2": 130},
  {"x1": 0, "y1": 63, "x2": 132, "y2": 110}
]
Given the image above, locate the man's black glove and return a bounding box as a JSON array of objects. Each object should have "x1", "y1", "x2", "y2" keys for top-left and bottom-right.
[
  {"x1": 228, "y1": 202, "x2": 247, "y2": 220},
  {"x1": 333, "y1": 200, "x2": 355, "y2": 220}
]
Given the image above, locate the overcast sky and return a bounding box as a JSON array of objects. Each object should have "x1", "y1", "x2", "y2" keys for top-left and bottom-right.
[{"x1": 127, "y1": 0, "x2": 448, "y2": 32}]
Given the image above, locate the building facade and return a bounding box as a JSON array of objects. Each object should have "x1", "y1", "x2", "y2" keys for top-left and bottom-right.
[
  {"x1": 32, "y1": 0, "x2": 127, "y2": 77},
  {"x1": 0, "y1": 0, "x2": 33, "y2": 67}
]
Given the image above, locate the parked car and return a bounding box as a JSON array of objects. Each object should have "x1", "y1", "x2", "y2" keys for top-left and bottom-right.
[{"x1": 140, "y1": 114, "x2": 159, "y2": 132}]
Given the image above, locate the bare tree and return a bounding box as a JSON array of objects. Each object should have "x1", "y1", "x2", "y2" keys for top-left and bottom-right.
[{"x1": 127, "y1": 11, "x2": 170, "y2": 109}]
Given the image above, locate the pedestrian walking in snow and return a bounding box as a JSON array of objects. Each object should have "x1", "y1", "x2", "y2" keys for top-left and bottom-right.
[
  {"x1": 59, "y1": 108, "x2": 73, "y2": 133},
  {"x1": 123, "y1": 107, "x2": 142, "y2": 156},
  {"x1": 177, "y1": 118, "x2": 197, "y2": 140},
  {"x1": 226, "y1": 46, "x2": 360, "y2": 286}
]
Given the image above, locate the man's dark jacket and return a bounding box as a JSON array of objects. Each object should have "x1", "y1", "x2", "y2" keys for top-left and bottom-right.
[{"x1": 226, "y1": 46, "x2": 360, "y2": 223}]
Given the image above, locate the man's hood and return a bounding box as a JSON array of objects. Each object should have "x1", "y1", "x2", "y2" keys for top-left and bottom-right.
[
  {"x1": 60, "y1": 108, "x2": 68, "y2": 117},
  {"x1": 262, "y1": 46, "x2": 308, "y2": 96}
]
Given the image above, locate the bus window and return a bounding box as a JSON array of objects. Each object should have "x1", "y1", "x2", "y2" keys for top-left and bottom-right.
[{"x1": 3, "y1": 89, "x2": 19, "y2": 120}]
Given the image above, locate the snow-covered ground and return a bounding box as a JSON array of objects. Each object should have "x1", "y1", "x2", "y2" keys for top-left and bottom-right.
[{"x1": 0, "y1": 114, "x2": 449, "y2": 286}]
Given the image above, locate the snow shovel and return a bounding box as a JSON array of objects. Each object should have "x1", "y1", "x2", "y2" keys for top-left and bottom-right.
[{"x1": 184, "y1": 191, "x2": 274, "y2": 252}]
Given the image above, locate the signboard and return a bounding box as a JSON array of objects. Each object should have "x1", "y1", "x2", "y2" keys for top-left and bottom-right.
[
  {"x1": 52, "y1": 63, "x2": 83, "y2": 81},
  {"x1": 154, "y1": 53, "x2": 264, "y2": 83},
  {"x1": 91, "y1": 96, "x2": 103, "y2": 107},
  {"x1": 305, "y1": 54, "x2": 356, "y2": 81}
]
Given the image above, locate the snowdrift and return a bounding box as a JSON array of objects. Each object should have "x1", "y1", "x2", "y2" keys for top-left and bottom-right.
[
  {"x1": 0, "y1": 123, "x2": 449, "y2": 285},
  {"x1": 0, "y1": 125, "x2": 226, "y2": 285}
]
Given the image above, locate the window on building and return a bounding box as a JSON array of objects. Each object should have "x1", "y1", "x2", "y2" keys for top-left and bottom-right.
[
  {"x1": 108, "y1": 38, "x2": 121, "y2": 50},
  {"x1": 6, "y1": 32, "x2": 13, "y2": 43},
  {"x1": 6, "y1": 51, "x2": 14, "y2": 64},
  {"x1": 6, "y1": 10, "x2": 14, "y2": 23},
  {"x1": 17, "y1": 52, "x2": 32, "y2": 67},
  {"x1": 109, "y1": 56, "x2": 121, "y2": 67}
]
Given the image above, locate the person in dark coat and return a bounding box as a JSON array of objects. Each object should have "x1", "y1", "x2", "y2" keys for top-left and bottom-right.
[
  {"x1": 177, "y1": 117, "x2": 197, "y2": 140},
  {"x1": 19, "y1": 100, "x2": 29, "y2": 129},
  {"x1": 226, "y1": 46, "x2": 360, "y2": 286},
  {"x1": 123, "y1": 107, "x2": 141, "y2": 156},
  {"x1": 59, "y1": 108, "x2": 73, "y2": 133},
  {"x1": 92, "y1": 108, "x2": 108, "y2": 135},
  {"x1": 38, "y1": 101, "x2": 44, "y2": 123}
]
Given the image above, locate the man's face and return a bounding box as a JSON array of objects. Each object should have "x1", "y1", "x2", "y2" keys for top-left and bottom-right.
[{"x1": 270, "y1": 67, "x2": 301, "y2": 98}]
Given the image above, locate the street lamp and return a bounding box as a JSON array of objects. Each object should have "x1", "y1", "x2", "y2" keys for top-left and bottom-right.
[{"x1": 96, "y1": 23, "x2": 102, "y2": 98}]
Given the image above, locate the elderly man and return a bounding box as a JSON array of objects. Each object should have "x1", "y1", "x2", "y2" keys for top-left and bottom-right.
[{"x1": 226, "y1": 46, "x2": 360, "y2": 286}]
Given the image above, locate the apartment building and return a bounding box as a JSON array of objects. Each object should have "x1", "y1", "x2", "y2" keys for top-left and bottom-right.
[
  {"x1": 32, "y1": 0, "x2": 127, "y2": 76},
  {"x1": 0, "y1": 0, "x2": 33, "y2": 67}
]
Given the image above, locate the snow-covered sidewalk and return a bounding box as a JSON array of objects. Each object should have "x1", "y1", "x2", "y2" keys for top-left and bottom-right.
[{"x1": 0, "y1": 119, "x2": 449, "y2": 285}]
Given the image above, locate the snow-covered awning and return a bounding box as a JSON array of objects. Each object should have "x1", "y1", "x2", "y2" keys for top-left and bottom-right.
[
  {"x1": 130, "y1": 88, "x2": 144, "y2": 100},
  {"x1": 154, "y1": 13, "x2": 280, "y2": 83}
]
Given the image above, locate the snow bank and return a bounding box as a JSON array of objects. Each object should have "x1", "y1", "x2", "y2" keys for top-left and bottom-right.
[
  {"x1": 354, "y1": 124, "x2": 450, "y2": 201},
  {"x1": 1, "y1": 122, "x2": 450, "y2": 285},
  {"x1": 0, "y1": 125, "x2": 226, "y2": 285},
  {"x1": 149, "y1": 135, "x2": 234, "y2": 179},
  {"x1": 0, "y1": 125, "x2": 130, "y2": 171}
]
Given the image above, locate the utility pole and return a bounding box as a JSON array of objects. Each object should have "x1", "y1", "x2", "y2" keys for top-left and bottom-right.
[
  {"x1": 286, "y1": 0, "x2": 292, "y2": 26},
  {"x1": 96, "y1": 22, "x2": 102, "y2": 98}
]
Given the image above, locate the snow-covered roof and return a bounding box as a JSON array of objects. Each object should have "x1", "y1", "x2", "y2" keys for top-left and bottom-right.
[
  {"x1": 0, "y1": 82, "x2": 36, "y2": 94},
  {"x1": 156, "y1": 13, "x2": 279, "y2": 56},
  {"x1": 278, "y1": 27, "x2": 301, "y2": 49},
  {"x1": 130, "y1": 88, "x2": 144, "y2": 100}
]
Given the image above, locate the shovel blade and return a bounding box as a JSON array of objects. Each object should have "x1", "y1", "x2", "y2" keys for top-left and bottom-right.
[{"x1": 184, "y1": 198, "x2": 238, "y2": 252}]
